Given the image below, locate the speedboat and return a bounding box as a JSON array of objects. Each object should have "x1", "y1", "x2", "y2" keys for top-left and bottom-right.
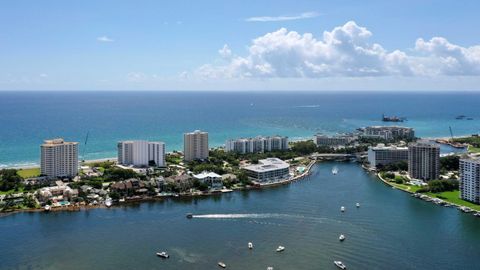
[
  {"x1": 340, "y1": 206, "x2": 345, "y2": 212},
  {"x1": 356, "y1": 203, "x2": 360, "y2": 208},
  {"x1": 105, "y1": 198, "x2": 112, "y2": 207},
  {"x1": 248, "y1": 242, "x2": 253, "y2": 249},
  {"x1": 339, "y1": 234, "x2": 346, "y2": 241},
  {"x1": 332, "y1": 167, "x2": 339, "y2": 175},
  {"x1": 276, "y1": 246, "x2": 285, "y2": 252},
  {"x1": 334, "y1": 261, "x2": 347, "y2": 269},
  {"x1": 186, "y1": 213, "x2": 193, "y2": 219},
  {"x1": 44, "y1": 205, "x2": 51, "y2": 212},
  {"x1": 156, "y1": 251, "x2": 169, "y2": 258},
  {"x1": 218, "y1": 262, "x2": 227, "y2": 268},
  {"x1": 267, "y1": 267, "x2": 273, "y2": 270}
]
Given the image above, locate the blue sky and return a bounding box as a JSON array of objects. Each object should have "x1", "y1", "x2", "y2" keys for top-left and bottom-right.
[{"x1": 1, "y1": 0, "x2": 480, "y2": 91}]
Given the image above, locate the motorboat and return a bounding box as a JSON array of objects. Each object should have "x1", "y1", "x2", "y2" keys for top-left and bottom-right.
[
  {"x1": 276, "y1": 246, "x2": 285, "y2": 252},
  {"x1": 156, "y1": 251, "x2": 169, "y2": 258},
  {"x1": 334, "y1": 261, "x2": 347, "y2": 269},
  {"x1": 186, "y1": 213, "x2": 193, "y2": 219},
  {"x1": 356, "y1": 203, "x2": 360, "y2": 208},
  {"x1": 218, "y1": 262, "x2": 227, "y2": 268},
  {"x1": 44, "y1": 205, "x2": 51, "y2": 212},
  {"x1": 340, "y1": 206, "x2": 345, "y2": 212},
  {"x1": 267, "y1": 267, "x2": 273, "y2": 270},
  {"x1": 105, "y1": 198, "x2": 112, "y2": 207},
  {"x1": 332, "y1": 167, "x2": 339, "y2": 175},
  {"x1": 339, "y1": 234, "x2": 346, "y2": 241},
  {"x1": 248, "y1": 242, "x2": 253, "y2": 249}
]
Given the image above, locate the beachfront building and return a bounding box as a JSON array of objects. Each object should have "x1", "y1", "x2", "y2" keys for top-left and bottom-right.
[
  {"x1": 117, "y1": 140, "x2": 165, "y2": 167},
  {"x1": 40, "y1": 138, "x2": 79, "y2": 179},
  {"x1": 225, "y1": 136, "x2": 288, "y2": 154},
  {"x1": 314, "y1": 134, "x2": 355, "y2": 147},
  {"x1": 367, "y1": 144, "x2": 408, "y2": 168},
  {"x1": 184, "y1": 130, "x2": 209, "y2": 161},
  {"x1": 193, "y1": 171, "x2": 223, "y2": 189},
  {"x1": 362, "y1": 126, "x2": 415, "y2": 141},
  {"x1": 459, "y1": 158, "x2": 480, "y2": 204},
  {"x1": 243, "y1": 158, "x2": 290, "y2": 183},
  {"x1": 408, "y1": 141, "x2": 440, "y2": 181}
]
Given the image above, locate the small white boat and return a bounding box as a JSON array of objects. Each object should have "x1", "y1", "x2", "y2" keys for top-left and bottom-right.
[
  {"x1": 332, "y1": 167, "x2": 339, "y2": 175},
  {"x1": 340, "y1": 206, "x2": 345, "y2": 212},
  {"x1": 276, "y1": 246, "x2": 285, "y2": 252},
  {"x1": 105, "y1": 198, "x2": 112, "y2": 207},
  {"x1": 339, "y1": 234, "x2": 346, "y2": 241},
  {"x1": 156, "y1": 251, "x2": 169, "y2": 258},
  {"x1": 334, "y1": 261, "x2": 347, "y2": 269},
  {"x1": 267, "y1": 267, "x2": 273, "y2": 270},
  {"x1": 356, "y1": 202, "x2": 360, "y2": 208},
  {"x1": 44, "y1": 205, "x2": 51, "y2": 212},
  {"x1": 218, "y1": 262, "x2": 227, "y2": 268},
  {"x1": 248, "y1": 242, "x2": 253, "y2": 249}
]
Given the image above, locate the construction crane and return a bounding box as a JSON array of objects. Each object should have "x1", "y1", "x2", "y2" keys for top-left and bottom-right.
[
  {"x1": 449, "y1": 126, "x2": 454, "y2": 141},
  {"x1": 82, "y1": 131, "x2": 89, "y2": 162}
]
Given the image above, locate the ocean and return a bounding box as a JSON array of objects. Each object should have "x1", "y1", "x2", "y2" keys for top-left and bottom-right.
[{"x1": 0, "y1": 91, "x2": 479, "y2": 168}]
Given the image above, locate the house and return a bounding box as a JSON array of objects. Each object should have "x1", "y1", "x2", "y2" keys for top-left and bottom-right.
[{"x1": 193, "y1": 171, "x2": 223, "y2": 189}]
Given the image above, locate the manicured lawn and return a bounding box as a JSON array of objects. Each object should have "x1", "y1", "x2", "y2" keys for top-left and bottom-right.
[
  {"x1": 17, "y1": 167, "x2": 41, "y2": 178},
  {"x1": 468, "y1": 146, "x2": 480, "y2": 153},
  {"x1": 427, "y1": 190, "x2": 480, "y2": 211},
  {"x1": 391, "y1": 183, "x2": 421, "y2": 193}
]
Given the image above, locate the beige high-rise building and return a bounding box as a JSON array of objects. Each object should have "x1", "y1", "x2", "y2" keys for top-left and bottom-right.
[
  {"x1": 408, "y1": 141, "x2": 440, "y2": 181},
  {"x1": 183, "y1": 130, "x2": 209, "y2": 161},
  {"x1": 40, "y1": 138, "x2": 79, "y2": 179}
]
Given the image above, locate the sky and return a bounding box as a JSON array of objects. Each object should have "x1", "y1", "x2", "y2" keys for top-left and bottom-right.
[{"x1": 1, "y1": 0, "x2": 480, "y2": 91}]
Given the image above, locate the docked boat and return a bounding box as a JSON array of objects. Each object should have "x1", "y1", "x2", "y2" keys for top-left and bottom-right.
[
  {"x1": 276, "y1": 246, "x2": 285, "y2": 252},
  {"x1": 340, "y1": 206, "x2": 345, "y2": 212},
  {"x1": 156, "y1": 251, "x2": 169, "y2": 258},
  {"x1": 186, "y1": 213, "x2": 193, "y2": 219},
  {"x1": 334, "y1": 261, "x2": 347, "y2": 269},
  {"x1": 44, "y1": 205, "x2": 51, "y2": 212},
  {"x1": 356, "y1": 203, "x2": 360, "y2": 208},
  {"x1": 218, "y1": 262, "x2": 227, "y2": 268},
  {"x1": 339, "y1": 234, "x2": 346, "y2": 241},
  {"x1": 105, "y1": 198, "x2": 112, "y2": 207},
  {"x1": 248, "y1": 242, "x2": 253, "y2": 249}
]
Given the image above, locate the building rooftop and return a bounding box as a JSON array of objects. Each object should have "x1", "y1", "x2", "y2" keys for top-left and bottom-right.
[
  {"x1": 244, "y1": 158, "x2": 289, "y2": 172},
  {"x1": 42, "y1": 138, "x2": 78, "y2": 146},
  {"x1": 193, "y1": 171, "x2": 221, "y2": 179},
  {"x1": 370, "y1": 144, "x2": 408, "y2": 150}
]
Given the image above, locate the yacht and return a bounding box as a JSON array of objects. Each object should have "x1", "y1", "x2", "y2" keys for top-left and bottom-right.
[
  {"x1": 248, "y1": 242, "x2": 253, "y2": 249},
  {"x1": 276, "y1": 246, "x2": 285, "y2": 252},
  {"x1": 334, "y1": 261, "x2": 347, "y2": 269},
  {"x1": 218, "y1": 262, "x2": 227, "y2": 268},
  {"x1": 340, "y1": 206, "x2": 345, "y2": 212},
  {"x1": 105, "y1": 198, "x2": 112, "y2": 208},
  {"x1": 156, "y1": 251, "x2": 169, "y2": 258},
  {"x1": 339, "y1": 234, "x2": 346, "y2": 241},
  {"x1": 356, "y1": 203, "x2": 360, "y2": 208}
]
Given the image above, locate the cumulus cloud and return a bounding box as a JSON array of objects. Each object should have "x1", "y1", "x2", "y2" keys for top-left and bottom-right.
[
  {"x1": 197, "y1": 21, "x2": 480, "y2": 79},
  {"x1": 97, "y1": 36, "x2": 114, "y2": 42},
  {"x1": 246, "y1": 12, "x2": 319, "y2": 22},
  {"x1": 218, "y1": 44, "x2": 232, "y2": 59}
]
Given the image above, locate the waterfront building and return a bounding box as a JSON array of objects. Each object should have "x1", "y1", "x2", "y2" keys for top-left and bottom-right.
[
  {"x1": 225, "y1": 135, "x2": 288, "y2": 154},
  {"x1": 193, "y1": 171, "x2": 223, "y2": 189},
  {"x1": 408, "y1": 141, "x2": 440, "y2": 181},
  {"x1": 117, "y1": 140, "x2": 165, "y2": 167},
  {"x1": 314, "y1": 134, "x2": 355, "y2": 147},
  {"x1": 367, "y1": 144, "x2": 408, "y2": 168},
  {"x1": 243, "y1": 158, "x2": 290, "y2": 183},
  {"x1": 459, "y1": 158, "x2": 480, "y2": 204},
  {"x1": 40, "y1": 138, "x2": 79, "y2": 179},
  {"x1": 184, "y1": 130, "x2": 209, "y2": 161},
  {"x1": 363, "y1": 126, "x2": 415, "y2": 141}
]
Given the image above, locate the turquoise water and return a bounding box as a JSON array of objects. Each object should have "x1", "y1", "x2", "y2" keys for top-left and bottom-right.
[
  {"x1": 1, "y1": 162, "x2": 479, "y2": 269},
  {"x1": 0, "y1": 91, "x2": 479, "y2": 167}
]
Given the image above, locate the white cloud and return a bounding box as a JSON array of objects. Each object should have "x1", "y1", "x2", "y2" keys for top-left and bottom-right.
[
  {"x1": 97, "y1": 36, "x2": 114, "y2": 42},
  {"x1": 218, "y1": 44, "x2": 232, "y2": 59},
  {"x1": 246, "y1": 12, "x2": 319, "y2": 22},
  {"x1": 39, "y1": 73, "x2": 48, "y2": 78},
  {"x1": 126, "y1": 72, "x2": 147, "y2": 82},
  {"x1": 198, "y1": 21, "x2": 480, "y2": 79}
]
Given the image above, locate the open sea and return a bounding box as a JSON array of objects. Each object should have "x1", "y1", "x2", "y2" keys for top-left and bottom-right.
[
  {"x1": 1, "y1": 162, "x2": 480, "y2": 270},
  {"x1": 0, "y1": 91, "x2": 479, "y2": 168}
]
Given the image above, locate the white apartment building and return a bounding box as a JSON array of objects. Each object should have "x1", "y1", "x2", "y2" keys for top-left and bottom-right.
[
  {"x1": 363, "y1": 126, "x2": 415, "y2": 140},
  {"x1": 184, "y1": 130, "x2": 209, "y2": 161},
  {"x1": 40, "y1": 138, "x2": 79, "y2": 179},
  {"x1": 408, "y1": 141, "x2": 440, "y2": 181},
  {"x1": 225, "y1": 136, "x2": 288, "y2": 154},
  {"x1": 117, "y1": 140, "x2": 165, "y2": 167},
  {"x1": 243, "y1": 158, "x2": 290, "y2": 183},
  {"x1": 459, "y1": 158, "x2": 480, "y2": 204},
  {"x1": 193, "y1": 171, "x2": 223, "y2": 189},
  {"x1": 314, "y1": 134, "x2": 355, "y2": 147},
  {"x1": 367, "y1": 144, "x2": 409, "y2": 168}
]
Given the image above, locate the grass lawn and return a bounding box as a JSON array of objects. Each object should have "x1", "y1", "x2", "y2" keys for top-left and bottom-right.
[
  {"x1": 391, "y1": 183, "x2": 422, "y2": 193},
  {"x1": 468, "y1": 146, "x2": 480, "y2": 153},
  {"x1": 427, "y1": 190, "x2": 480, "y2": 211},
  {"x1": 17, "y1": 167, "x2": 41, "y2": 178}
]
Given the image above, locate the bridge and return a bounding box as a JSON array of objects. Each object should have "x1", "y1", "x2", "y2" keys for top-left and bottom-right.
[{"x1": 310, "y1": 153, "x2": 358, "y2": 161}]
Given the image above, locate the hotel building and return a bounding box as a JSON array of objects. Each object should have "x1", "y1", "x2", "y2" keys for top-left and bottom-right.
[
  {"x1": 40, "y1": 138, "x2": 79, "y2": 179},
  {"x1": 243, "y1": 158, "x2": 290, "y2": 183},
  {"x1": 314, "y1": 134, "x2": 355, "y2": 147},
  {"x1": 117, "y1": 140, "x2": 165, "y2": 167},
  {"x1": 184, "y1": 130, "x2": 209, "y2": 161},
  {"x1": 408, "y1": 141, "x2": 440, "y2": 181},
  {"x1": 459, "y1": 158, "x2": 480, "y2": 204},
  {"x1": 363, "y1": 126, "x2": 415, "y2": 141},
  {"x1": 367, "y1": 144, "x2": 408, "y2": 168},
  {"x1": 225, "y1": 136, "x2": 288, "y2": 154}
]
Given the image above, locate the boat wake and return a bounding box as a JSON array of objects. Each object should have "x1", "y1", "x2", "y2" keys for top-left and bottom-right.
[{"x1": 191, "y1": 213, "x2": 294, "y2": 219}]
